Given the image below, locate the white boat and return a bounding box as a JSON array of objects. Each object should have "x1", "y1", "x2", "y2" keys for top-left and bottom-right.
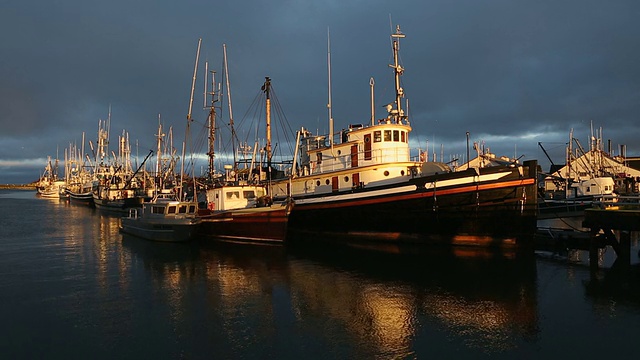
[
  {"x1": 120, "y1": 193, "x2": 201, "y2": 242},
  {"x1": 38, "y1": 180, "x2": 66, "y2": 199},
  {"x1": 36, "y1": 156, "x2": 64, "y2": 198}
]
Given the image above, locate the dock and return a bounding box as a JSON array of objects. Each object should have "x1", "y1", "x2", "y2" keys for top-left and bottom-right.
[
  {"x1": 535, "y1": 196, "x2": 640, "y2": 271},
  {"x1": 581, "y1": 199, "x2": 640, "y2": 271}
]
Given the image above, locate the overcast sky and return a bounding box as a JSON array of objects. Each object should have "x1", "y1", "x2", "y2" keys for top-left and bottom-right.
[{"x1": 2, "y1": 0, "x2": 639, "y2": 184}]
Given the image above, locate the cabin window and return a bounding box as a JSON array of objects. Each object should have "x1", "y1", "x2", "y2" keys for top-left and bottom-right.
[
  {"x1": 168, "y1": 206, "x2": 176, "y2": 214},
  {"x1": 374, "y1": 131, "x2": 381, "y2": 142},
  {"x1": 317, "y1": 153, "x2": 322, "y2": 164},
  {"x1": 178, "y1": 206, "x2": 187, "y2": 214},
  {"x1": 384, "y1": 130, "x2": 392, "y2": 142},
  {"x1": 226, "y1": 191, "x2": 240, "y2": 199},
  {"x1": 401, "y1": 131, "x2": 406, "y2": 143},
  {"x1": 152, "y1": 206, "x2": 165, "y2": 214},
  {"x1": 188, "y1": 205, "x2": 196, "y2": 213},
  {"x1": 393, "y1": 130, "x2": 399, "y2": 142},
  {"x1": 243, "y1": 191, "x2": 256, "y2": 199}
]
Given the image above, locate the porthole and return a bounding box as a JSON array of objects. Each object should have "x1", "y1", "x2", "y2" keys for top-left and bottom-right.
[
  {"x1": 401, "y1": 170, "x2": 405, "y2": 176},
  {"x1": 316, "y1": 180, "x2": 321, "y2": 186},
  {"x1": 344, "y1": 176, "x2": 349, "y2": 183},
  {"x1": 337, "y1": 150, "x2": 341, "y2": 155},
  {"x1": 384, "y1": 171, "x2": 390, "y2": 176},
  {"x1": 325, "y1": 179, "x2": 330, "y2": 185}
]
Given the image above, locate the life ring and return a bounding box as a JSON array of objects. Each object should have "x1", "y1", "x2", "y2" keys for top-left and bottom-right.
[{"x1": 208, "y1": 202, "x2": 215, "y2": 210}]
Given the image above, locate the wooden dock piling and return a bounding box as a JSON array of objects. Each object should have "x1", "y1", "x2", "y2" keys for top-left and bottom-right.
[{"x1": 583, "y1": 205, "x2": 640, "y2": 271}]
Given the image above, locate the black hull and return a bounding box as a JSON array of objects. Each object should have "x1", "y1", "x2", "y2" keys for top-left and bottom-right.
[
  {"x1": 67, "y1": 192, "x2": 95, "y2": 207},
  {"x1": 94, "y1": 197, "x2": 144, "y2": 213},
  {"x1": 287, "y1": 161, "x2": 538, "y2": 251}
]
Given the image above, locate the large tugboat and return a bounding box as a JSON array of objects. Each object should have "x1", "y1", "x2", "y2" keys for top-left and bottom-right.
[{"x1": 268, "y1": 25, "x2": 538, "y2": 250}]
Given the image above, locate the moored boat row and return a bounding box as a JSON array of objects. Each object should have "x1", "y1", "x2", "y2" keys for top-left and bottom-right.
[{"x1": 37, "y1": 25, "x2": 541, "y2": 250}]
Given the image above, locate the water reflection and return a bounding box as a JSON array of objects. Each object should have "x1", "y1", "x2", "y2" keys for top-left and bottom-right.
[
  {"x1": 114, "y1": 222, "x2": 538, "y2": 358},
  {"x1": 287, "y1": 244, "x2": 538, "y2": 355},
  {"x1": 583, "y1": 264, "x2": 640, "y2": 306}
]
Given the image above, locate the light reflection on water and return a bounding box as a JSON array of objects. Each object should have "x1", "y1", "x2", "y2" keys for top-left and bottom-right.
[{"x1": 2, "y1": 190, "x2": 640, "y2": 358}]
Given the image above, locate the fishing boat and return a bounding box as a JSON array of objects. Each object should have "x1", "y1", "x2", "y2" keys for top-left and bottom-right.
[
  {"x1": 63, "y1": 139, "x2": 95, "y2": 206},
  {"x1": 267, "y1": 25, "x2": 538, "y2": 250},
  {"x1": 196, "y1": 45, "x2": 290, "y2": 244},
  {"x1": 120, "y1": 192, "x2": 201, "y2": 242},
  {"x1": 36, "y1": 156, "x2": 65, "y2": 198},
  {"x1": 92, "y1": 118, "x2": 147, "y2": 213}
]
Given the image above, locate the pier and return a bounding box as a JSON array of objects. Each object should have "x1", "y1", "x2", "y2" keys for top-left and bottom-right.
[
  {"x1": 582, "y1": 199, "x2": 640, "y2": 271},
  {"x1": 535, "y1": 196, "x2": 640, "y2": 271}
]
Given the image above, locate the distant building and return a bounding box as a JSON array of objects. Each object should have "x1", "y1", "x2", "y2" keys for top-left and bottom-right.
[{"x1": 544, "y1": 148, "x2": 640, "y2": 195}]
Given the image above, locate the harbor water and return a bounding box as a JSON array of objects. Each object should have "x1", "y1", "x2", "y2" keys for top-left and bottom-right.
[{"x1": 2, "y1": 189, "x2": 640, "y2": 359}]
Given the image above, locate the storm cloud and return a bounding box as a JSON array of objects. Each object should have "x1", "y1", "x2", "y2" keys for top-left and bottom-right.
[{"x1": 1, "y1": 0, "x2": 639, "y2": 183}]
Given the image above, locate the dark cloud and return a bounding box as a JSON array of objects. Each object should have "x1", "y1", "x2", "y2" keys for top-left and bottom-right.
[{"x1": 1, "y1": 0, "x2": 639, "y2": 183}]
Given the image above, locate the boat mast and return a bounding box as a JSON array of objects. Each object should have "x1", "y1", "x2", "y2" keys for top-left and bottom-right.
[
  {"x1": 262, "y1": 77, "x2": 273, "y2": 178},
  {"x1": 327, "y1": 28, "x2": 334, "y2": 148},
  {"x1": 370, "y1": 77, "x2": 375, "y2": 126},
  {"x1": 222, "y1": 44, "x2": 238, "y2": 181},
  {"x1": 181, "y1": 38, "x2": 201, "y2": 201},
  {"x1": 205, "y1": 61, "x2": 218, "y2": 182},
  {"x1": 389, "y1": 25, "x2": 406, "y2": 124},
  {"x1": 155, "y1": 115, "x2": 164, "y2": 191}
]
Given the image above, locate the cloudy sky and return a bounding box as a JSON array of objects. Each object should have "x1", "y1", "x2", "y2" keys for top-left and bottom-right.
[{"x1": 2, "y1": 0, "x2": 639, "y2": 184}]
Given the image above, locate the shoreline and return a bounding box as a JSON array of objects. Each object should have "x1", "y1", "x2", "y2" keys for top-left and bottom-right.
[{"x1": 0, "y1": 184, "x2": 36, "y2": 190}]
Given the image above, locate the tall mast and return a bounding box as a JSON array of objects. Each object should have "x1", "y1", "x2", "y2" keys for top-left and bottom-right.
[
  {"x1": 223, "y1": 44, "x2": 237, "y2": 175},
  {"x1": 155, "y1": 115, "x2": 164, "y2": 190},
  {"x1": 369, "y1": 77, "x2": 375, "y2": 126},
  {"x1": 327, "y1": 28, "x2": 334, "y2": 147},
  {"x1": 181, "y1": 38, "x2": 201, "y2": 200},
  {"x1": 262, "y1": 77, "x2": 273, "y2": 170},
  {"x1": 205, "y1": 62, "x2": 218, "y2": 182},
  {"x1": 389, "y1": 25, "x2": 406, "y2": 124}
]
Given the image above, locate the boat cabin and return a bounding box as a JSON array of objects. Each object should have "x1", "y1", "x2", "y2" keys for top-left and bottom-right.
[{"x1": 205, "y1": 185, "x2": 267, "y2": 211}]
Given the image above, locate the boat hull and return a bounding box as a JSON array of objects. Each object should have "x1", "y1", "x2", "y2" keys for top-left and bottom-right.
[
  {"x1": 198, "y1": 203, "x2": 290, "y2": 244},
  {"x1": 67, "y1": 190, "x2": 95, "y2": 207},
  {"x1": 286, "y1": 161, "x2": 538, "y2": 250},
  {"x1": 94, "y1": 197, "x2": 144, "y2": 213},
  {"x1": 120, "y1": 218, "x2": 200, "y2": 242}
]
